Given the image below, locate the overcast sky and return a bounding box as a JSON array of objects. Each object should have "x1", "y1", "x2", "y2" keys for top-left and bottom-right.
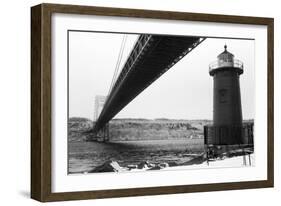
[{"x1": 69, "y1": 31, "x2": 255, "y2": 121}]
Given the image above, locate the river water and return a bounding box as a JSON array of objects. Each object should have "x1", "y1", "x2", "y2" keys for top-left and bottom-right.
[{"x1": 68, "y1": 139, "x2": 204, "y2": 174}]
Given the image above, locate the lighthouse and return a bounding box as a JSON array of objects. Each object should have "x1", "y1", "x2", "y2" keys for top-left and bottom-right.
[{"x1": 205, "y1": 45, "x2": 245, "y2": 145}]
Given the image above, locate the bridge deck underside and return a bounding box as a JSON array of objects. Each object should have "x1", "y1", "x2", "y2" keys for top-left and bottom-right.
[{"x1": 94, "y1": 35, "x2": 202, "y2": 132}]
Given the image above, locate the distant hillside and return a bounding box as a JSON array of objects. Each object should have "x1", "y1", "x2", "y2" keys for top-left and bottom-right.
[
  {"x1": 68, "y1": 117, "x2": 93, "y2": 142},
  {"x1": 68, "y1": 117, "x2": 210, "y2": 142},
  {"x1": 108, "y1": 119, "x2": 205, "y2": 141}
]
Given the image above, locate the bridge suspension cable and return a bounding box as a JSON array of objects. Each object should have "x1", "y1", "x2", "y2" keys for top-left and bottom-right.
[{"x1": 108, "y1": 34, "x2": 128, "y2": 97}]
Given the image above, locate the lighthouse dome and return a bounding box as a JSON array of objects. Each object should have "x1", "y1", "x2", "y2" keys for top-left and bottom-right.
[
  {"x1": 209, "y1": 45, "x2": 244, "y2": 76},
  {"x1": 217, "y1": 45, "x2": 234, "y2": 63}
]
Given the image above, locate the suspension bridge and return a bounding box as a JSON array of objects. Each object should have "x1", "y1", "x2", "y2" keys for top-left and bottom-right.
[{"x1": 92, "y1": 34, "x2": 206, "y2": 141}]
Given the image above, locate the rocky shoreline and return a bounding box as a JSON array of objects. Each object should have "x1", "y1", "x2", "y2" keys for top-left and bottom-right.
[
  {"x1": 80, "y1": 147, "x2": 254, "y2": 174},
  {"x1": 87, "y1": 153, "x2": 206, "y2": 173}
]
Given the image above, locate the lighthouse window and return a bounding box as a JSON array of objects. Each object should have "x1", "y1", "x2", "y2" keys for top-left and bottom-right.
[{"x1": 218, "y1": 89, "x2": 228, "y2": 103}]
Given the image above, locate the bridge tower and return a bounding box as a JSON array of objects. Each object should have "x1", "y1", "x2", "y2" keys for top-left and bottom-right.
[
  {"x1": 94, "y1": 95, "x2": 106, "y2": 121},
  {"x1": 206, "y1": 45, "x2": 244, "y2": 145},
  {"x1": 93, "y1": 95, "x2": 109, "y2": 142}
]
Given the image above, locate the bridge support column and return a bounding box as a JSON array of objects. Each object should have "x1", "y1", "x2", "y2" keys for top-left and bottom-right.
[
  {"x1": 102, "y1": 123, "x2": 110, "y2": 142},
  {"x1": 92, "y1": 123, "x2": 110, "y2": 142}
]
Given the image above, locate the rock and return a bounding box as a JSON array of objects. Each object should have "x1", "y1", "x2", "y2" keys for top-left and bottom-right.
[
  {"x1": 159, "y1": 162, "x2": 169, "y2": 168},
  {"x1": 148, "y1": 165, "x2": 162, "y2": 170},
  {"x1": 148, "y1": 162, "x2": 169, "y2": 170},
  {"x1": 127, "y1": 164, "x2": 137, "y2": 170},
  {"x1": 137, "y1": 161, "x2": 154, "y2": 169},
  {"x1": 89, "y1": 161, "x2": 125, "y2": 173},
  {"x1": 167, "y1": 161, "x2": 178, "y2": 167},
  {"x1": 183, "y1": 153, "x2": 205, "y2": 166}
]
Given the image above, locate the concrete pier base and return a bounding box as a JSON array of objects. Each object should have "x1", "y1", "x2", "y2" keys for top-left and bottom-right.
[{"x1": 93, "y1": 123, "x2": 110, "y2": 142}]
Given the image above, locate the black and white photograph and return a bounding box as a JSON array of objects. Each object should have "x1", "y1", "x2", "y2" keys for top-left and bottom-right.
[
  {"x1": 28, "y1": 2, "x2": 274, "y2": 202},
  {"x1": 67, "y1": 31, "x2": 255, "y2": 174}
]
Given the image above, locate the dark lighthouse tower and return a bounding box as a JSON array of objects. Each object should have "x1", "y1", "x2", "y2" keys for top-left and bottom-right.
[{"x1": 205, "y1": 45, "x2": 245, "y2": 145}]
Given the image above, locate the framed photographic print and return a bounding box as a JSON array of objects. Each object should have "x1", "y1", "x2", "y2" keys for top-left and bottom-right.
[{"x1": 31, "y1": 3, "x2": 274, "y2": 202}]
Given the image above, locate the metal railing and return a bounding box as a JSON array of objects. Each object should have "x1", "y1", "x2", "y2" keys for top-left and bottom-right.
[
  {"x1": 203, "y1": 122, "x2": 253, "y2": 145},
  {"x1": 209, "y1": 59, "x2": 244, "y2": 73}
]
